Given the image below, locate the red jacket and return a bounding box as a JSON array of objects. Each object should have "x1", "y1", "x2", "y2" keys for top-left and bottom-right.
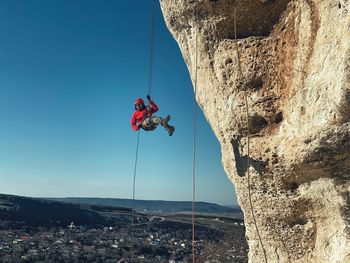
[{"x1": 131, "y1": 100, "x2": 159, "y2": 131}]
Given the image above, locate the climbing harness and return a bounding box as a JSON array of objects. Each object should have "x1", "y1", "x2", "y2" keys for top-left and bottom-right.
[{"x1": 234, "y1": 8, "x2": 268, "y2": 263}]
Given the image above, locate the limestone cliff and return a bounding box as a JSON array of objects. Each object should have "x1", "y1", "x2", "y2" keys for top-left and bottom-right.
[{"x1": 160, "y1": 0, "x2": 350, "y2": 262}]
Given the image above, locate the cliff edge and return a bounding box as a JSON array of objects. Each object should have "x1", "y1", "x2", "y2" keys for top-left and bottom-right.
[{"x1": 160, "y1": 0, "x2": 350, "y2": 262}]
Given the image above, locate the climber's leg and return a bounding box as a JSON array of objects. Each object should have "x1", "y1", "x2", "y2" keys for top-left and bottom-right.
[
  {"x1": 159, "y1": 115, "x2": 175, "y2": 136},
  {"x1": 142, "y1": 115, "x2": 174, "y2": 135},
  {"x1": 145, "y1": 115, "x2": 170, "y2": 126},
  {"x1": 141, "y1": 116, "x2": 161, "y2": 131},
  {"x1": 166, "y1": 125, "x2": 175, "y2": 136},
  {"x1": 149, "y1": 116, "x2": 163, "y2": 126},
  {"x1": 161, "y1": 115, "x2": 170, "y2": 127}
]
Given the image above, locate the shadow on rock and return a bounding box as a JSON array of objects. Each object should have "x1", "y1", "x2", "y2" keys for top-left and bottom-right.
[{"x1": 231, "y1": 137, "x2": 267, "y2": 177}]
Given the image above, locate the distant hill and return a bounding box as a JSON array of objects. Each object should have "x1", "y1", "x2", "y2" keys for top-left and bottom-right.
[
  {"x1": 48, "y1": 197, "x2": 242, "y2": 215},
  {"x1": 0, "y1": 193, "x2": 243, "y2": 231},
  {"x1": 0, "y1": 194, "x2": 130, "y2": 229}
]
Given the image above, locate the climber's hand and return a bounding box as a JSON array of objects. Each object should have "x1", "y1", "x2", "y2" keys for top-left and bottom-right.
[{"x1": 147, "y1": 95, "x2": 151, "y2": 101}]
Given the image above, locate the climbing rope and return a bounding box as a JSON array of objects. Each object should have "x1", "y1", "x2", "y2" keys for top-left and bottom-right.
[
  {"x1": 131, "y1": 130, "x2": 140, "y2": 258},
  {"x1": 191, "y1": 26, "x2": 199, "y2": 263},
  {"x1": 131, "y1": 0, "x2": 157, "y2": 259},
  {"x1": 132, "y1": 130, "x2": 140, "y2": 211},
  {"x1": 147, "y1": 0, "x2": 157, "y2": 97},
  {"x1": 234, "y1": 8, "x2": 268, "y2": 263}
]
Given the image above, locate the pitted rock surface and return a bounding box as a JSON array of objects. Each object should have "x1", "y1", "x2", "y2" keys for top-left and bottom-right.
[{"x1": 160, "y1": 0, "x2": 350, "y2": 262}]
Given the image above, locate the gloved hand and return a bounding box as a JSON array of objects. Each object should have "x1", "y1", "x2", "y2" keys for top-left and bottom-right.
[
  {"x1": 138, "y1": 124, "x2": 143, "y2": 130},
  {"x1": 147, "y1": 95, "x2": 151, "y2": 101}
]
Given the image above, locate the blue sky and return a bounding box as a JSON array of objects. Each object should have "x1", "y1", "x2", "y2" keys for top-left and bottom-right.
[{"x1": 0, "y1": 0, "x2": 237, "y2": 206}]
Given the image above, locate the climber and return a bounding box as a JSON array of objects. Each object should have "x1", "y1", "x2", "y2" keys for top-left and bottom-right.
[{"x1": 131, "y1": 95, "x2": 175, "y2": 136}]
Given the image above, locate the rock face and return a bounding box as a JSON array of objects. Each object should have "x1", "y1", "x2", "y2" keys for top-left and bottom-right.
[{"x1": 160, "y1": 0, "x2": 350, "y2": 262}]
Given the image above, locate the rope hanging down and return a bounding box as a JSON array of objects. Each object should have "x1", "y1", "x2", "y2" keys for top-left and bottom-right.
[
  {"x1": 191, "y1": 26, "x2": 199, "y2": 263},
  {"x1": 234, "y1": 8, "x2": 268, "y2": 263},
  {"x1": 131, "y1": 130, "x2": 140, "y2": 258},
  {"x1": 131, "y1": 0, "x2": 157, "y2": 259},
  {"x1": 147, "y1": 0, "x2": 157, "y2": 97}
]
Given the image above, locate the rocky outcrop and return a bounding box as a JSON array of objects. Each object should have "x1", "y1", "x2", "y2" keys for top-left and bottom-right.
[{"x1": 160, "y1": 0, "x2": 350, "y2": 262}]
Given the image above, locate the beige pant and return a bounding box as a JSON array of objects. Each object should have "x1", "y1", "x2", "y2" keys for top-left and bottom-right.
[{"x1": 142, "y1": 116, "x2": 163, "y2": 130}]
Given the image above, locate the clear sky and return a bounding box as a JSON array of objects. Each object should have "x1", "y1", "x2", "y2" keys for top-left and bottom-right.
[{"x1": 0, "y1": 0, "x2": 238, "y2": 206}]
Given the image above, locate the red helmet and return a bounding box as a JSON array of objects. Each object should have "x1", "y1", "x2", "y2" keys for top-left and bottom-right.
[{"x1": 134, "y1": 98, "x2": 144, "y2": 105}]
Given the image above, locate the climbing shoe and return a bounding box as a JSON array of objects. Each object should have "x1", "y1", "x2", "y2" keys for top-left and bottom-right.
[{"x1": 167, "y1": 126, "x2": 175, "y2": 136}]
